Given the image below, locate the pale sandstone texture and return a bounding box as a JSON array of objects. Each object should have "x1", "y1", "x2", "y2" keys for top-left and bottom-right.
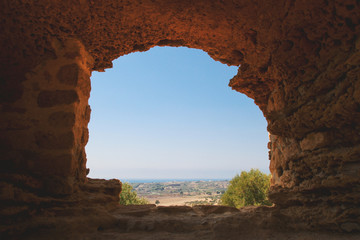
[{"x1": 0, "y1": 0, "x2": 359, "y2": 239}]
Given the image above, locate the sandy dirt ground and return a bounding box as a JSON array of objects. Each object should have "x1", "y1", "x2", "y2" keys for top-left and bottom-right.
[{"x1": 145, "y1": 195, "x2": 210, "y2": 206}]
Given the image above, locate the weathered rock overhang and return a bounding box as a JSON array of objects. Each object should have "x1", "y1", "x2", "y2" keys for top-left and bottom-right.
[{"x1": 0, "y1": 0, "x2": 359, "y2": 237}]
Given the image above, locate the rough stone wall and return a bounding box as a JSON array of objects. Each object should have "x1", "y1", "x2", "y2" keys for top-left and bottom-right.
[
  {"x1": 1, "y1": 39, "x2": 93, "y2": 195},
  {"x1": 266, "y1": 39, "x2": 360, "y2": 231},
  {"x1": 0, "y1": 0, "x2": 359, "y2": 233}
]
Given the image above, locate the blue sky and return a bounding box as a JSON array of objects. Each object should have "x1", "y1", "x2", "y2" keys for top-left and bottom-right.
[{"x1": 86, "y1": 46, "x2": 269, "y2": 180}]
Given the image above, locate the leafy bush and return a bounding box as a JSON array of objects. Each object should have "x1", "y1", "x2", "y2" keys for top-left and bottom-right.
[
  {"x1": 221, "y1": 169, "x2": 272, "y2": 208},
  {"x1": 119, "y1": 182, "x2": 149, "y2": 205}
]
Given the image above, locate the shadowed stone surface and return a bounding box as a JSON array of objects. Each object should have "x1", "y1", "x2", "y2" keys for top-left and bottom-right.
[
  {"x1": 37, "y1": 90, "x2": 79, "y2": 108},
  {"x1": 0, "y1": 0, "x2": 359, "y2": 238}
]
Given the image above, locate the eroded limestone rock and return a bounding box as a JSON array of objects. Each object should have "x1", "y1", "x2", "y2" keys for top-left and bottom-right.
[{"x1": 0, "y1": 0, "x2": 359, "y2": 237}]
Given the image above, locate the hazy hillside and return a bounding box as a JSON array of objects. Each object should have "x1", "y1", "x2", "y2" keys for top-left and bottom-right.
[{"x1": 129, "y1": 180, "x2": 229, "y2": 206}]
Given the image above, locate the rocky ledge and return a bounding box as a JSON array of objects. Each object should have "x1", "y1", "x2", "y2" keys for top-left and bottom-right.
[{"x1": 1, "y1": 178, "x2": 359, "y2": 240}]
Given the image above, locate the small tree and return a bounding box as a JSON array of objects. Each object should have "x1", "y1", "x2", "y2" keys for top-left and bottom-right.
[
  {"x1": 155, "y1": 200, "x2": 160, "y2": 205},
  {"x1": 119, "y1": 182, "x2": 149, "y2": 205},
  {"x1": 221, "y1": 169, "x2": 271, "y2": 208}
]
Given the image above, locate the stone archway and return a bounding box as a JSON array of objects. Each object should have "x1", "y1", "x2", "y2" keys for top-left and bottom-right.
[{"x1": 0, "y1": 0, "x2": 359, "y2": 237}]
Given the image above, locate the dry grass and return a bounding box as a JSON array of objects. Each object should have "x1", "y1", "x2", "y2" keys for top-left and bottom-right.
[{"x1": 145, "y1": 195, "x2": 211, "y2": 206}]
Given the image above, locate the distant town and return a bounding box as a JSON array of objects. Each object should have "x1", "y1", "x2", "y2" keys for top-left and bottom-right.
[{"x1": 128, "y1": 180, "x2": 230, "y2": 206}]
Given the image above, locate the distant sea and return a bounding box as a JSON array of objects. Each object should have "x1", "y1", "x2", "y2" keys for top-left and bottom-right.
[{"x1": 121, "y1": 179, "x2": 230, "y2": 183}]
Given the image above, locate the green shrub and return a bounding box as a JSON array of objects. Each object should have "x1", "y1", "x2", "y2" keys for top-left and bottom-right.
[
  {"x1": 119, "y1": 182, "x2": 149, "y2": 205},
  {"x1": 221, "y1": 169, "x2": 272, "y2": 208}
]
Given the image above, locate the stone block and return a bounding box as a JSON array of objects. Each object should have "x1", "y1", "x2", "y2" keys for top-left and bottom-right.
[
  {"x1": 35, "y1": 131, "x2": 74, "y2": 149},
  {"x1": 2, "y1": 104, "x2": 26, "y2": 113},
  {"x1": 37, "y1": 90, "x2": 79, "y2": 108},
  {"x1": 48, "y1": 111, "x2": 75, "y2": 127},
  {"x1": 57, "y1": 63, "x2": 79, "y2": 86},
  {"x1": 300, "y1": 132, "x2": 329, "y2": 151},
  {"x1": 43, "y1": 175, "x2": 75, "y2": 195},
  {"x1": 25, "y1": 153, "x2": 74, "y2": 178}
]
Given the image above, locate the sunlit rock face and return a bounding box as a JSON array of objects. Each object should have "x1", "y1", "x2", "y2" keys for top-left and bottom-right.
[{"x1": 0, "y1": 0, "x2": 359, "y2": 238}]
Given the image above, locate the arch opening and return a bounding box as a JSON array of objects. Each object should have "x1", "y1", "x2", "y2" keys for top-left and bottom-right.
[{"x1": 86, "y1": 46, "x2": 269, "y2": 205}]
